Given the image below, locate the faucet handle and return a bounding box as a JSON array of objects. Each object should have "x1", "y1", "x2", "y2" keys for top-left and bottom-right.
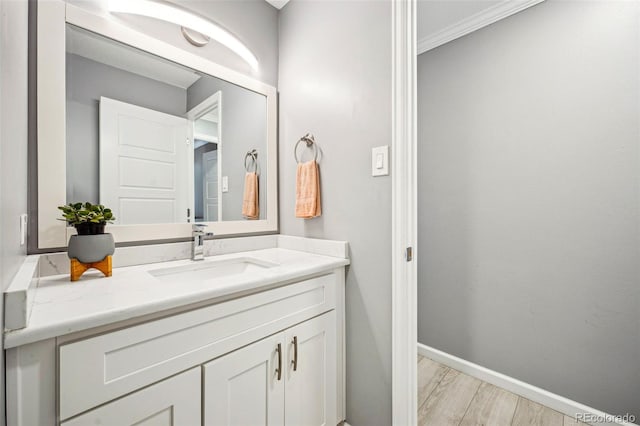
[
  {"x1": 192, "y1": 223, "x2": 207, "y2": 234},
  {"x1": 192, "y1": 224, "x2": 214, "y2": 238}
]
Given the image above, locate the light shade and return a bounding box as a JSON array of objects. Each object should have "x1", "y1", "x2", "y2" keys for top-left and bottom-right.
[{"x1": 108, "y1": 0, "x2": 259, "y2": 70}]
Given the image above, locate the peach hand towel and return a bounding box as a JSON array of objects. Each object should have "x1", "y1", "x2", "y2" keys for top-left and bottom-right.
[
  {"x1": 242, "y1": 172, "x2": 259, "y2": 220},
  {"x1": 295, "y1": 160, "x2": 322, "y2": 219}
]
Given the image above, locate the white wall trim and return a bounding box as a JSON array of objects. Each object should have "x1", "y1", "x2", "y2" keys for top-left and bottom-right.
[
  {"x1": 391, "y1": 0, "x2": 418, "y2": 425},
  {"x1": 417, "y1": 343, "x2": 639, "y2": 426},
  {"x1": 417, "y1": 0, "x2": 545, "y2": 55}
]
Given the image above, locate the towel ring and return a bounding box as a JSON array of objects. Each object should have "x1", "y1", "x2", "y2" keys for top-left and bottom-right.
[
  {"x1": 294, "y1": 133, "x2": 318, "y2": 163},
  {"x1": 244, "y1": 149, "x2": 258, "y2": 173}
]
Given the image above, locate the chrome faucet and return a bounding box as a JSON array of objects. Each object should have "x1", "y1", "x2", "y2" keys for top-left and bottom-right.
[{"x1": 192, "y1": 224, "x2": 214, "y2": 261}]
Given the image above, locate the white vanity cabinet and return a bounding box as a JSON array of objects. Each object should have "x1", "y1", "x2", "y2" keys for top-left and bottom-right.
[
  {"x1": 6, "y1": 268, "x2": 346, "y2": 426},
  {"x1": 204, "y1": 312, "x2": 336, "y2": 426}
]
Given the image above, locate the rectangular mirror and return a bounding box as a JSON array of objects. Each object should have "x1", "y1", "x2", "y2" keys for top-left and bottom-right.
[
  {"x1": 66, "y1": 24, "x2": 268, "y2": 224},
  {"x1": 36, "y1": 2, "x2": 277, "y2": 249}
]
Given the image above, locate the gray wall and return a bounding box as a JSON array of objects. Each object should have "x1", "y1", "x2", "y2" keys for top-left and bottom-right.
[
  {"x1": 0, "y1": 0, "x2": 30, "y2": 424},
  {"x1": 66, "y1": 53, "x2": 187, "y2": 203},
  {"x1": 188, "y1": 77, "x2": 267, "y2": 221},
  {"x1": 278, "y1": 1, "x2": 392, "y2": 425},
  {"x1": 417, "y1": 0, "x2": 639, "y2": 417},
  {"x1": 67, "y1": 0, "x2": 279, "y2": 87}
]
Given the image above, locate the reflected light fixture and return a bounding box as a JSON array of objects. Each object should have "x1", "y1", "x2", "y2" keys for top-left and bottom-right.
[{"x1": 108, "y1": 0, "x2": 259, "y2": 70}]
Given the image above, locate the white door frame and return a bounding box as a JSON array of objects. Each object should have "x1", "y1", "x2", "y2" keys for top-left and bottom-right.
[
  {"x1": 391, "y1": 0, "x2": 418, "y2": 425},
  {"x1": 186, "y1": 91, "x2": 223, "y2": 222}
]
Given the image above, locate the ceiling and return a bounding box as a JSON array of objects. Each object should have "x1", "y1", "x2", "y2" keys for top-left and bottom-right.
[
  {"x1": 265, "y1": 0, "x2": 290, "y2": 10},
  {"x1": 66, "y1": 25, "x2": 202, "y2": 89},
  {"x1": 265, "y1": 0, "x2": 498, "y2": 17}
]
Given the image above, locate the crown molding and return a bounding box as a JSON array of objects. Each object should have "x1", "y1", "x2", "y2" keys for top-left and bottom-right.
[{"x1": 417, "y1": 0, "x2": 545, "y2": 55}]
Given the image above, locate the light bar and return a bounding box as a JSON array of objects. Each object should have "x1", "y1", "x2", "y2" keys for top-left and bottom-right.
[{"x1": 108, "y1": 0, "x2": 259, "y2": 70}]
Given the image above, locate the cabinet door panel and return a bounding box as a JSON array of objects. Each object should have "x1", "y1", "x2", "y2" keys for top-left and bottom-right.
[
  {"x1": 61, "y1": 368, "x2": 200, "y2": 426},
  {"x1": 203, "y1": 334, "x2": 285, "y2": 426},
  {"x1": 285, "y1": 312, "x2": 337, "y2": 426}
]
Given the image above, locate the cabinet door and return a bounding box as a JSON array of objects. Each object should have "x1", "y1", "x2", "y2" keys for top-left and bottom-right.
[
  {"x1": 285, "y1": 312, "x2": 337, "y2": 426},
  {"x1": 203, "y1": 333, "x2": 285, "y2": 426},
  {"x1": 61, "y1": 368, "x2": 200, "y2": 426}
]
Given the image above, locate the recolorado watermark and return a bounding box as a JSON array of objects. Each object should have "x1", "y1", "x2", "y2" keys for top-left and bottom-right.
[{"x1": 576, "y1": 413, "x2": 636, "y2": 424}]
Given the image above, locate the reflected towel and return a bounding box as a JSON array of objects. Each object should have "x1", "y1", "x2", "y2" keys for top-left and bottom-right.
[
  {"x1": 295, "y1": 160, "x2": 321, "y2": 219},
  {"x1": 242, "y1": 172, "x2": 259, "y2": 220}
]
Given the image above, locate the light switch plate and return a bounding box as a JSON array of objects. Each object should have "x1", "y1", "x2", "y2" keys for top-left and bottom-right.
[
  {"x1": 222, "y1": 176, "x2": 229, "y2": 192},
  {"x1": 19, "y1": 214, "x2": 28, "y2": 246},
  {"x1": 371, "y1": 145, "x2": 389, "y2": 176}
]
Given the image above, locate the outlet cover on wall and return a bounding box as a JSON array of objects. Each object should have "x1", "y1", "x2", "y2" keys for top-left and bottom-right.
[
  {"x1": 222, "y1": 176, "x2": 229, "y2": 192},
  {"x1": 372, "y1": 145, "x2": 389, "y2": 176}
]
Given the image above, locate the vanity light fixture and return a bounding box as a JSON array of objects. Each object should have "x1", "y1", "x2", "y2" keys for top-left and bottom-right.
[{"x1": 108, "y1": 0, "x2": 259, "y2": 70}]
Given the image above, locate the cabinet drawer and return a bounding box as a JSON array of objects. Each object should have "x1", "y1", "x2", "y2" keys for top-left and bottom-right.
[
  {"x1": 59, "y1": 273, "x2": 336, "y2": 420},
  {"x1": 61, "y1": 368, "x2": 200, "y2": 426}
]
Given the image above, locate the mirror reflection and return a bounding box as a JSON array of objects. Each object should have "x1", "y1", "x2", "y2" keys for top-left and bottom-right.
[
  {"x1": 193, "y1": 106, "x2": 220, "y2": 222},
  {"x1": 65, "y1": 24, "x2": 267, "y2": 225}
]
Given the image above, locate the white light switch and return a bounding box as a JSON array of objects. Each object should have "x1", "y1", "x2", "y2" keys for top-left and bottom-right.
[
  {"x1": 222, "y1": 176, "x2": 229, "y2": 192},
  {"x1": 19, "y1": 214, "x2": 28, "y2": 246},
  {"x1": 371, "y1": 146, "x2": 389, "y2": 176}
]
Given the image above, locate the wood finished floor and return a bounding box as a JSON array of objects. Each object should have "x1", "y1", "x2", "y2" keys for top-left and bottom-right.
[{"x1": 417, "y1": 355, "x2": 589, "y2": 426}]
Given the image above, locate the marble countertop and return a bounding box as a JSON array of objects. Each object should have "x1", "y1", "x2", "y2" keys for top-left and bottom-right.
[{"x1": 4, "y1": 248, "x2": 349, "y2": 349}]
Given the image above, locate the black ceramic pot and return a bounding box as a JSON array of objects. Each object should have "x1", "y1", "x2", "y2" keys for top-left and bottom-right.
[{"x1": 74, "y1": 222, "x2": 106, "y2": 235}]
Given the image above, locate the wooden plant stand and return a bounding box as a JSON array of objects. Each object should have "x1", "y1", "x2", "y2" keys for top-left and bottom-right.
[{"x1": 70, "y1": 256, "x2": 112, "y2": 282}]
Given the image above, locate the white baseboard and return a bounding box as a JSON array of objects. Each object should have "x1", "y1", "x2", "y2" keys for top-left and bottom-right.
[{"x1": 417, "y1": 343, "x2": 638, "y2": 426}]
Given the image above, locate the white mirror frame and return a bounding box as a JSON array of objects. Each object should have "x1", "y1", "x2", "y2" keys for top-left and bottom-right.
[{"x1": 36, "y1": 1, "x2": 278, "y2": 249}]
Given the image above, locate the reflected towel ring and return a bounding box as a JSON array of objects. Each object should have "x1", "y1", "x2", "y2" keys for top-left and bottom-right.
[
  {"x1": 244, "y1": 149, "x2": 258, "y2": 173},
  {"x1": 294, "y1": 133, "x2": 318, "y2": 163}
]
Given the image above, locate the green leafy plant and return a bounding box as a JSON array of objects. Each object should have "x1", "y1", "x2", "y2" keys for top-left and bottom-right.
[{"x1": 58, "y1": 202, "x2": 115, "y2": 235}]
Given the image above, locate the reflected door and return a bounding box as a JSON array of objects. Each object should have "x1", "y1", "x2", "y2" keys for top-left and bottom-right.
[
  {"x1": 203, "y1": 149, "x2": 219, "y2": 221},
  {"x1": 99, "y1": 97, "x2": 189, "y2": 225}
]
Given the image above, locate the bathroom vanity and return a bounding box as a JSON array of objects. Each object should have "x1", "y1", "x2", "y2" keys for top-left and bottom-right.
[
  {"x1": 12, "y1": 2, "x2": 351, "y2": 424},
  {"x1": 5, "y1": 237, "x2": 348, "y2": 426}
]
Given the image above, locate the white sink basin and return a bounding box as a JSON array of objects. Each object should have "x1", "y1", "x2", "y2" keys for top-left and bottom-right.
[{"x1": 148, "y1": 257, "x2": 278, "y2": 283}]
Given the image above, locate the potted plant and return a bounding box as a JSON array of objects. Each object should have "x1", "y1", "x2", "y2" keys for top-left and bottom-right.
[
  {"x1": 58, "y1": 202, "x2": 115, "y2": 235},
  {"x1": 58, "y1": 202, "x2": 116, "y2": 266}
]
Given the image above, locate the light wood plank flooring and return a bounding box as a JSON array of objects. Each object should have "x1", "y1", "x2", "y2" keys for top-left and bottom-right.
[{"x1": 418, "y1": 355, "x2": 588, "y2": 426}]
